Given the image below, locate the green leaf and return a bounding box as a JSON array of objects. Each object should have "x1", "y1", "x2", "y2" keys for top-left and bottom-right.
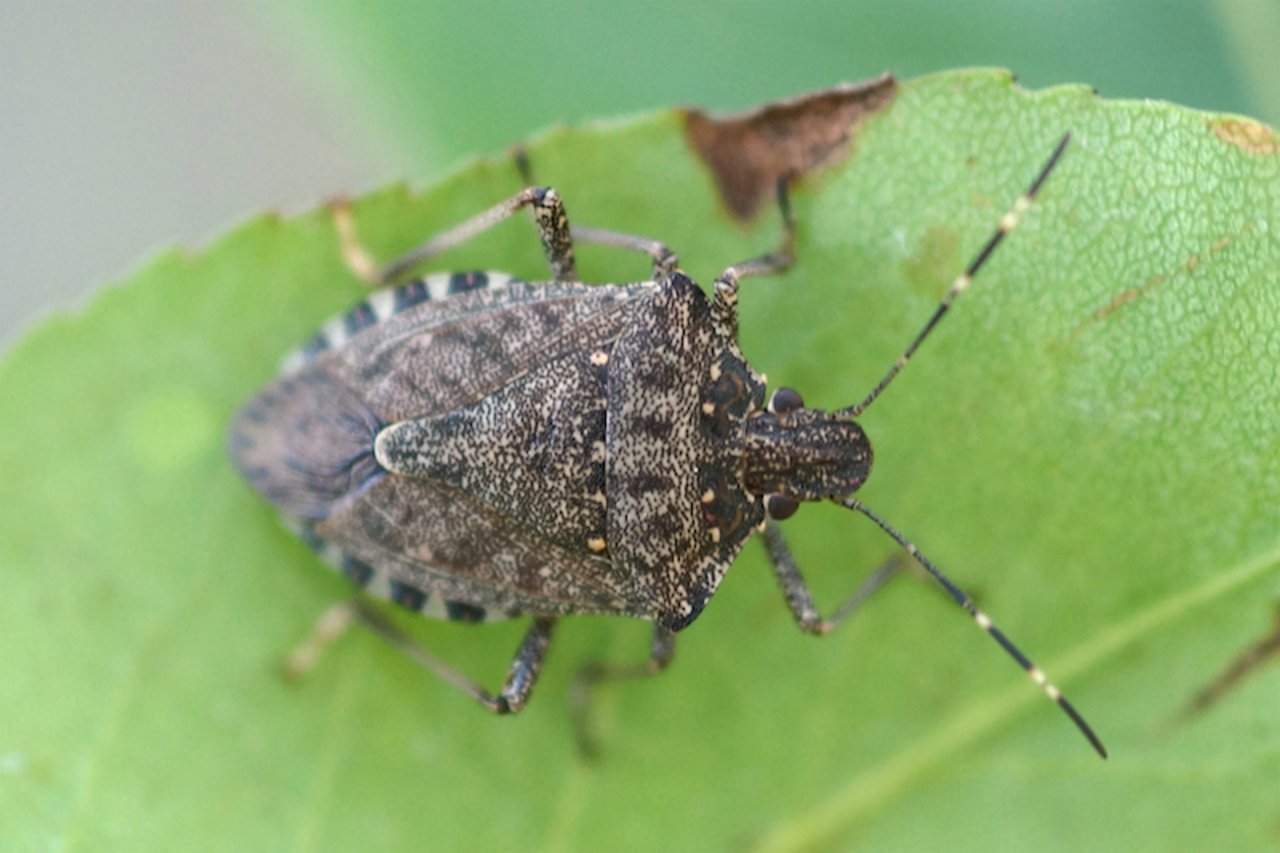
[{"x1": 4, "y1": 70, "x2": 1279, "y2": 850}]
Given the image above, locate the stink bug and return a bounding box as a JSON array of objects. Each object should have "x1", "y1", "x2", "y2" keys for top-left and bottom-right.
[{"x1": 229, "y1": 133, "x2": 1106, "y2": 757}]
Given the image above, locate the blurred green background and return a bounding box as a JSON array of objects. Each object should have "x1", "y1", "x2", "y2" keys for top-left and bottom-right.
[{"x1": 2, "y1": 0, "x2": 1277, "y2": 349}]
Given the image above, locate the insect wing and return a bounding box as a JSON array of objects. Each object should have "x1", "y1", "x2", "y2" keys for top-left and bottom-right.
[{"x1": 232, "y1": 277, "x2": 659, "y2": 618}]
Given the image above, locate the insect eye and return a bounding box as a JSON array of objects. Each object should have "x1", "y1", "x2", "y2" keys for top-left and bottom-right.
[
  {"x1": 765, "y1": 493, "x2": 800, "y2": 520},
  {"x1": 768, "y1": 387, "x2": 804, "y2": 414}
]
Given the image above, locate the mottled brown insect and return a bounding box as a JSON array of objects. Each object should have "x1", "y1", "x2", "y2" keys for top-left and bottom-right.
[{"x1": 229, "y1": 135, "x2": 1106, "y2": 757}]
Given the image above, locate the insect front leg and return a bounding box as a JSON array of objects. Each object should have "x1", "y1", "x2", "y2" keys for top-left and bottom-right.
[
  {"x1": 760, "y1": 519, "x2": 902, "y2": 634},
  {"x1": 289, "y1": 600, "x2": 556, "y2": 714},
  {"x1": 570, "y1": 624, "x2": 676, "y2": 756},
  {"x1": 711, "y1": 179, "x2": 796, "y2": 341}
]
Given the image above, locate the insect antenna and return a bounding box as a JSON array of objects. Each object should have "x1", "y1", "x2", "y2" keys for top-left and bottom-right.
[
  {"x1": 838, "y1": 495, "x2": 1107, "y2": 758},
  {"x1": 838, "y1": 132, "x2": 1071, "y2": 419}
]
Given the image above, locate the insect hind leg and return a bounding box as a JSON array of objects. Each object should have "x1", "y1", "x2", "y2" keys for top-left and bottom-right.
[
  {"x1": 287, "y1": 600, "x2": 556, "y2": 714},
  {"x1": 570, "y1": 625, "x2": 676, "y2": 758}
]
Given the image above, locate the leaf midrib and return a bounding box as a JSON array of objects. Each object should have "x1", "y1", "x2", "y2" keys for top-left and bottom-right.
[{"x1": 750, "y1": 540, "x2": 1280, "y2": 852}]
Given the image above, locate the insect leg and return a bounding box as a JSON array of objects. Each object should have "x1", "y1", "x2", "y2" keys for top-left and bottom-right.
[
  {"x1": 377, "y1": 187, "x2": 579, "y2": 284},
  {"x1": 511, "y1": 145, "x2": 678, "y2": 279},
  {"x1": 570, "y1": 226, "x2": 680, "y2": 280},
  {"x1": 284, "y1": 599, "x2": 362, "y2": 678},
  {"x1": 569, "y1": 624, "x2": 676, "y2": 757},
  {"x1": 760, "y1": 519, "x2": 903, "y2": 634},
  {"x1": 292, "y1": 599, "x2": 556, "y2": 714},
  {"x1": 711, "y1": 179, "x2": 796, "y2": 340}
]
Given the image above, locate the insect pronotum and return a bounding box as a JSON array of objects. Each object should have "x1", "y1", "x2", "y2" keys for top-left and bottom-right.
[{"x1": 229, "y1": 132, "x2": 1106, "y2": 758}]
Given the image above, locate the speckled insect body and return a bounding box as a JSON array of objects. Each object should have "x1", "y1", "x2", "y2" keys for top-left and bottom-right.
[
  {"x1": 234, "y1": 264, "x2": 778, "y2": 630},
  {"x1": 230, "y1": 141, "x2": 1107, "y2": 757}
]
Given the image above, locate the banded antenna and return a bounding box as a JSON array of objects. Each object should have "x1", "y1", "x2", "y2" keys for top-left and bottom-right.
[
  {"x1": 839, "y1": 132, "x2": 1071, "y2": 419},
  {"x1": 841, "y1": 134, "x2": 1106, "y2": 758}
]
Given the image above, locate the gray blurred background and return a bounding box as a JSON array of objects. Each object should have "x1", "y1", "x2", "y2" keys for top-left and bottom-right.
[{"x1": 3, "y1": 0, "x2": 1276, "y2": 350}]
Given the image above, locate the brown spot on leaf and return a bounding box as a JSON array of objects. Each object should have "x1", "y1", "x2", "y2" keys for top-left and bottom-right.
[
  {"x1": 1066, "y1": 272, "x2": 1167, "y2": 344},
  {"x1": 1098, "y1": 280, "x2": 1155, "y2": 318},
  {"x1": 1210, "y1": 117, "x2": 1280, "y2": 155},
  {"x1": 1066, "y1": 233, "x2": 1235, "y2": 343},
  {"x1": 683, "y1": 75, "x2": 898, "y2": 221}
]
